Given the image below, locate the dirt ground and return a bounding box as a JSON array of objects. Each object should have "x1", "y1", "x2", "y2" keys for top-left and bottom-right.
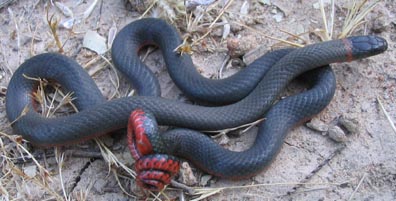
[{"x1": 0, "y1": 0, "x2": 395, "y2": 200}]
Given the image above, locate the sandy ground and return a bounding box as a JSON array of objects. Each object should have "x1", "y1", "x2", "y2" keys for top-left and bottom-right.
[{"x1": 0, "y1": 0, "x2": 395, "y2": 200}]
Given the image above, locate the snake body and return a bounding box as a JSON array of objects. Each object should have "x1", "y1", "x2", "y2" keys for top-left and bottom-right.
[{"x1": 6, "y1": 18, "x2": 387, "y2": 184}]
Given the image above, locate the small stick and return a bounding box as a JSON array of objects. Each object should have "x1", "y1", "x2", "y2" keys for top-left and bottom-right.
[
  {"x1": 348, "y1": 173, "x2": 367, "y2": 201},
  {"x1": 377, "y1": 97, "x2": 396, "y2": 134}
]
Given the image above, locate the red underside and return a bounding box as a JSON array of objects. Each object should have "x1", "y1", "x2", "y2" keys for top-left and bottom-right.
[
  {"x1": 127, "y1": 109, "x2": 153, "y2": 160},
  {"x1": 127, "y1": 109, "x2": 181, "y2": 191}
]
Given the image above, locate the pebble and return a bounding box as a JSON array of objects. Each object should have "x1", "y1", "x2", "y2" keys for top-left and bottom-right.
[
  {"x1": 231, "y1": 58, "x2": 245, "y2": 67},
  {"x1": 23, "y1": 165, "x2": 37, "y2": 178},
  {"x1": 218, "y1": 133, "x2": 230, "y2": 145},
  {"x1": 339, "y1": 116, "x2": 360, "y2": 134},
  {"x1": 372, "y1": 16, "x2": 388, "y2": 33},
  {"x1": 116, "y1": 148, "x2": 134, "y2": 167},
  {"x1": 328, "y1": 126, "x2": 347, "y2": 142},
  {"x1": 93, "y1": 178, "x2": 107, "y2": 193},
  {"x1": 227, "y1": 36, "x2": 256, "y2": 58},
  {"x1": 306, "y1": 118, "x2": 329, "y2": 133},
  {"x1": 199, "y1": 175, "x2": 213, "y2": 186},
  {"x1": 179, "y1": 162, "x2": 198, "y2": 186}
]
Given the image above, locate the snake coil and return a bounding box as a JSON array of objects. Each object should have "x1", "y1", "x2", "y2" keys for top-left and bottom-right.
[{"x1": 5, "y1": 18, "x2": 387, "y2": 191}]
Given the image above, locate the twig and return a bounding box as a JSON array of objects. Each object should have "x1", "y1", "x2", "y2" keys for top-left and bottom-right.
[
  {"x1": 204, "y1": 118, "x2": 264, "y2": 136},
  {"x1": 8, "y1": 7, "x2": 20, "y2": 50},
  {"x1": 319, "y1": 0, "x2": 330, "y2": 40},
  {"x1": 217, "y1": 55, "x2": 230, "y2": 79},
  {"x1": 377, "y1": 97, "x2": 396, "y2": 134},
  {"x1": 339, "y1": 0, "x2": 380, "y2": 38},
  {"x1": 46, "y1": 7, "x2": 63, "y2": 53},
  {"x1": 112, "y1": 168, "x2": 137, "y2": 198},
  {"x1": 190, "y1": 0, "x2": 234, "y2": 47},
  {"x1": 0, "y1": 0, "x2": 15, "y2": 9},
  {"x1": 139, "y1": 0, "x2": 157, "y2": 19},
  {"x1": 348, "y1": 173, "x2": 367, "y2": 201},
  {"x1": 171, "y1": 180, "x2": 195, "y2": 195},
  {"x1": 231, "y1": 21, "x2": 304, "y2": 48},
  {"x1": 286, "y1": 145, "x2": 346, "y2": 196},
  {"x1": 55, "y1": 150, "x2": 70, "y2": 201}
]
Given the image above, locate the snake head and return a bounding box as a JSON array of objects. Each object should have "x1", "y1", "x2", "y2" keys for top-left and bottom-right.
[{"x1": 344, "y1": 35, "x2": 388, "y2": 61}]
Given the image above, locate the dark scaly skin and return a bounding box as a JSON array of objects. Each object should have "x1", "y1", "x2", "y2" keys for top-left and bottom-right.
[
  {"x1": 6, "y1": 19, "x2": 387, "y2": 177},
  {"x1": 129, "y1": 66, "x2": 335, "y2": 189},
  {"x1": 111, "y1": 18, "x2": 294, "y2": 103},
  {"x1": 158, "y1": 67, "x2": 337, "y2": 178}
]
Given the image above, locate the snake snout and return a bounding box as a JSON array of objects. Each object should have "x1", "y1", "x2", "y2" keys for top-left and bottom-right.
[{"x1": 348, "y1": 35, "x2": 388, "y2": 59}]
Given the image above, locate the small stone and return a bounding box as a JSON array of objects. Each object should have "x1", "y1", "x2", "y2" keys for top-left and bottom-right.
[
  {"x1": 200, "y1": 175, "x2": 212, "y2": 186},
  {"x1": 361, "y1": 101, "x2": 371, "y2": 112},
  {"x1": 231, "y1": 58, "x2": 245, "y2": 68},
  {"x1": 272, "y1": 13, "x2": 283, "y2": 22},
  {"x1": 179, "y1": 162, "x2": 198, "y2": 186},
  {"x1": 339, "y1": 116, "x2": 360, "y2": 134},
  {"x1": 83, "y1": 30, "x2": 108, "y2": 55},
  {"x1": 218, "y1": 133, "x2": 230, "y2": 145},
  {"x1": 328, "y1": 126, "x2": 347, "y2": 142},
  {"x1": 116, "y1": 148, "x2": 135, "y2": 166},
  {"x1": 371, "y1": 16, "x2": 388, "y2": 33},
  {"x1": 227, "y1": 36, "x2": 256, "y2": 58},
  {"x1": 23, "y1": 165, "x2": 37, "y2": 178},
  {"x1": 258, "y1": 0, "x2": 271, "y2": 5},
  {"x1": 93, "y1": 178, "x2": 107, "y2": 193},
  {"x1": 306, "y1": 118, "x2": 329, "y2": 133}
]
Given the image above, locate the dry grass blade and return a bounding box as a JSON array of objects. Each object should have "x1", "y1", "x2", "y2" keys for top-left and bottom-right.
[
  {"x1": 0, "y1": 0, "x2": 15, "y2": 8},
  {"x1": 9, "y1": 164, "x2": 63, "y2": 200},
  {"x1": 339, "y1": 0, "x2": 380, "y2": 38},
  {"x1": 94, "y1": 139, "x2": 136, "y2": 178},
  {"x1": 8, "y1": 7, "x2": 20, "y2": 50},
  {"x1": 319, "y1": 0, "x2": 336, "y2": 40},
  {"x1": 74, "y1": 181, "x2": 93, "y2": 201},
  {"x1": 0, "y1": 131, "x2": 62, "y2": 200},
  {"x1": 190, "y1": 188, "x2": 222, "y2": 201},
  {"x1": 139, "y1": 0, "x2": 157, "y2": 19},
  {"x1": 204, "y1": 118, "x2": 264, "y2": 137},
  {"x1": 318, "y1": 0, "x2": 379, "y2": 41},
  {"x1": 111, "y1": 168, "x2": 137, "y2": 198},
  {"x1": 0, "y1": 132, "x2": 50, "y2": 178},
  {"x1": 232, "y1": 21, "x2": 304, "y2": 47},
  {"x1": 377, "y1": 97, "x2": 396, "y2": 134},
  {"x1": 175, "y1": 0, "x2": 235, "y2": 54},
  {"x1": 190, "y1": 181, "x2": 343, "y2": 200},
  {"x1": 83, "y1": 0, "x2": 98, "y2": 19},
  {"x1": 46, "y1": 6, "x2": 63, "y2": 53},
  {"x1": 55, "y1": 149, "x2": 70, "y2": 201},
  {"x1": 348, "y1": 173, "x2": 367, "y2": 201},
  {"x1": 8, "y1": 105, "x2": 29, "y2": 126},
  {"x1": 190, "y1": 0, "x2": 234, "y2": 46},
  {"x1": 99, "y1": 55, "x2": 121, "y2": 99}
]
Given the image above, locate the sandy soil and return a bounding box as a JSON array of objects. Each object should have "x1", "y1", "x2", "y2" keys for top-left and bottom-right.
[{"x1": 0, "y1": 0, "x2": 395, "y2": 200}]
